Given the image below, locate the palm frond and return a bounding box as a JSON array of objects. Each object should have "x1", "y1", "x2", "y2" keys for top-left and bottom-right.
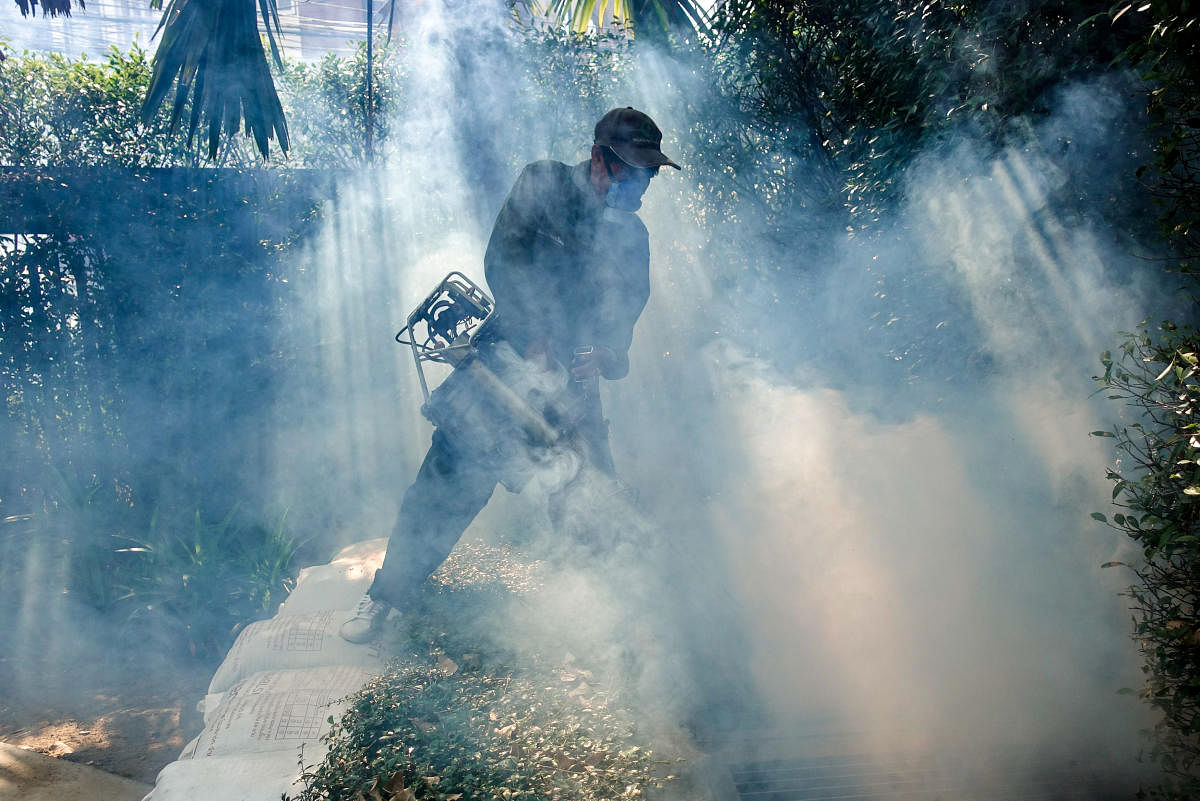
[
  {"x1": 14, "y1": 0, "x2": 85, "y2": 18},
  {"x1": 256, "y1": 0, "x2": 284, "y2": 67},
  {"x1": 629, "y1": 0, "x2": 708, "y2": 36},
  {"x1": 142, "y1": 0, "x2": 288, "y2": 160},
  {"x1": 547, "y1": 0, "x2": 707, "y2": 37}
]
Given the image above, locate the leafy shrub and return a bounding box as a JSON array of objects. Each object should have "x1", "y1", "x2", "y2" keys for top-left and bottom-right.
[
  {"x1": 116, "y1": 503, "x2": 302, "y2": 659},
  {"x1": 1094, "y1": 319, "x2": 1200, "y2": 792},
  {"x1": 0, "y1": 39, "x2": 400, "y2": 167},
  {"x1": 278, "y1": 40, "x2": 405, "y2": 168},
  {"x1": 0, "y1": 465, "x2": 302, "y2": 662},
  {"x1": 707, "y1": 0, "x2": 1146, "y2": 226},
  {"x1": 0, "y1": 42, "x2": 199, "y2": 167},
  {"x1": 1109, "y1": 0, "x2": 1200, "y2": 274},
  {"x1": 294, "y1": 624, "x2": 677, "y2": 801}
]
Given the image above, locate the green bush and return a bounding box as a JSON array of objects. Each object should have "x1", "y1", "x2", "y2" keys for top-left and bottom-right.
[
  {"x1": 1095, "y1": 320, "x2": 1200, "y2": 791},
  {"x1": 0, "y1": 42, "x2": 197, "y2": 167},
  {"x1": 0, "y1": 461, "x2": 302, "y2": 661},
  {"x1": 1111, "y1": 0, "x2": 1200, "y2": 275},
  {"x1": 293, "y1": 620, "x2": 676, "y2": 801},
  {"x1": 0, "y1": 38, "x2": 400, "y2": 167},
  {"x1": 6, "y1": 465, "x2": 304, "y2": 660},
  {"x1": 116, "y1": 503, "x2": 302, "y2": 659},
  {"x1": 278, "y1": 40, "x2": 404, "y2": 168}
]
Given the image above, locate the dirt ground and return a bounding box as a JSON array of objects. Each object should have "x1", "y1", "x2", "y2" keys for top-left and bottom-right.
[{"x1": 0, "y1": 642, "x2": 210, "y2": 784}]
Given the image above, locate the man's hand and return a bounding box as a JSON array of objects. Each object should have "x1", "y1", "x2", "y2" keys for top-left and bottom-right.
[
  {"x1": 571, "y1": 345, "x2": 617, "y2": 381},
  {"x1": 524, "y1": 338, "x2": 556, "y2": 371}
]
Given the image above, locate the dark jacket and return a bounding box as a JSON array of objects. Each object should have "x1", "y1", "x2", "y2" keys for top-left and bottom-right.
[
  {"x1": 481, "y1": 159, "x2": 650, "y2": 378},
  {"x1": 423, "y1": 159, "x2": 651, "y2": 481}
]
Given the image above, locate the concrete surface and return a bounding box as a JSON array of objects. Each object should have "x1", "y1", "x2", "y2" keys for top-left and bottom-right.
[{"x1": 0, "y1": 742, "x2": 150, "y2": 801}]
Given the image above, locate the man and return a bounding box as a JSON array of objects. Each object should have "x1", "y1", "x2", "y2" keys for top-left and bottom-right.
[{"x1": 341, "y1": 107, "x2": 679, "y2": 643}]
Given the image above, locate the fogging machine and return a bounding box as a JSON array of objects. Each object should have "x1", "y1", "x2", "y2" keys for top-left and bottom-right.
[
  {"x1": 394, "y1": 271, "x2": 617, "y2": 485},
  {"x1": 394, "y1": 270, "x2": 563, "y2": 453},
  {"x1": 395, "y1": 271, "x2": 495, "y2": 405},
  {"x1": 393, "y1": 271, "x2": 598, "y2": 449}
]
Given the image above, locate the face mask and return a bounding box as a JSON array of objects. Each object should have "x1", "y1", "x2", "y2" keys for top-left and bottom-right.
[
  {"x1": 605, "y1": 178, "x2": 643, "y2": 212},
  {"x1": 603, "y1": 160, "x2": 653, "y2": 212}
]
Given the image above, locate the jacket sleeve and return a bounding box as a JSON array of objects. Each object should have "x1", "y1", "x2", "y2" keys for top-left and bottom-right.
[{"x1": 589, "y1": 213, "x2": 650, "y2": 380}]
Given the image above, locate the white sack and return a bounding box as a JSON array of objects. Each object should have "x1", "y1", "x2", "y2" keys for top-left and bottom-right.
[
  {"x1": 208, "y1": 610, "x2": 387, "y2": 694},
  {"x1": 196, "y1": 665, "x2": 373, "y2": 759},
  {"x1": 146, "y1": 539, "x2": 395, "y2": 801},
  {"x1": 330, "y1": 538, "x2": 388, "y2": 565},
  {"x1": 175, "y1": 735, "x2": 200, "y2": 761},
  {"x1": 274, "y1": 539, "x2": 386, "y2": 615},
  {"x1": 142, "y1": 751, "x2": 305, "y2": 801},
  {"x1": 200, "y1": 692, "x2": 224, "y2": 726},
  {"x1": 277, "y1": 562, "x2": 374, "y2": 616}
]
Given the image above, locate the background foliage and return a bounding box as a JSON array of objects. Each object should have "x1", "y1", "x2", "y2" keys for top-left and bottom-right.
[
  {"x1": 3, "y1": 0, "x2": 1200, "y2": 789},
  {"x1": 0, "y1": 35, "x2": 404, "y2": 661},
  {"x1": 0, "y1": 44, "x2": 198, "y2": 166},
  {"x1": 1095, "y1": 322, "x2": 1200, "y2": 793},
  {"x1": 278, "y1": 41, "x2": 404, "y2": 168}
]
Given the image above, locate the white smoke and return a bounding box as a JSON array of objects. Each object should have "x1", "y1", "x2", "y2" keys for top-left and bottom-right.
[{"x1": 259, "y1": 25, "x2": 1164, "y2": 790}]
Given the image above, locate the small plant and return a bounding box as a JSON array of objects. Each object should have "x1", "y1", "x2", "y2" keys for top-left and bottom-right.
[
  {"x1": 116, "y1": 504, "x2": 302, "y2": 659},
  {"x1": 1, "y1": 459, "x2": 302, "y2": 662},
  {"x1": 1094, "y1": 319, "x2": 1200, "y2": 792}
]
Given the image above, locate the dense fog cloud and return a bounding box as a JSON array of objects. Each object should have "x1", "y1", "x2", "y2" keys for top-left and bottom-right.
[
  {"x1": 1, "y1": 3, "x2": 1179, "y2": 792},
  {"x1": 614, "y1": 68, "x2": 1160, "y2": 771},
  {"x1": 256, "y1": 15, "x2": 1168, "y2": 779},
  {"x1": 261, "y1": 26, "x2": 1169, "y2": 789}
]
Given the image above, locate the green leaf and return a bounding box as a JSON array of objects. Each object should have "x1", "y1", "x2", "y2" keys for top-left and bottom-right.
[
  {"x1": 142, "y1": 0, "x2": 288, "y2": 159},
  {"x1": 1091, "y1": 512, "x2": 1108, "y2": 522}
]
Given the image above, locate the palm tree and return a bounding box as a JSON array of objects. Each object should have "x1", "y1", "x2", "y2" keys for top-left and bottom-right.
[
  {"x1": 14, "y1": 0, "x2": 706, "y2": 160},
  {"x1": 142, "y1": 0, "x2": 289, "y2": 160},
  {"x1": 13, "y1": 0, "x2": 78, "y2": 17},
  {"x1": 546, "y1": 0, "x2": 707, "y2": 39},
  {"x1": 14, "y1": 0, "x2": 288, "y2": 159}
]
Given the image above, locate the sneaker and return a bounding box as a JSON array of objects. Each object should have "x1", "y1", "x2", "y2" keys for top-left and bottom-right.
[{"x1": 339, "y1": 593, "x2": 390, "y2": 643}]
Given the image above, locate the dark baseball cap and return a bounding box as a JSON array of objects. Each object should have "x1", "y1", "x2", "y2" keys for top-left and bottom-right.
[{"x1": 594, "y1": 107, "x2": 681, "y2": 171}]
